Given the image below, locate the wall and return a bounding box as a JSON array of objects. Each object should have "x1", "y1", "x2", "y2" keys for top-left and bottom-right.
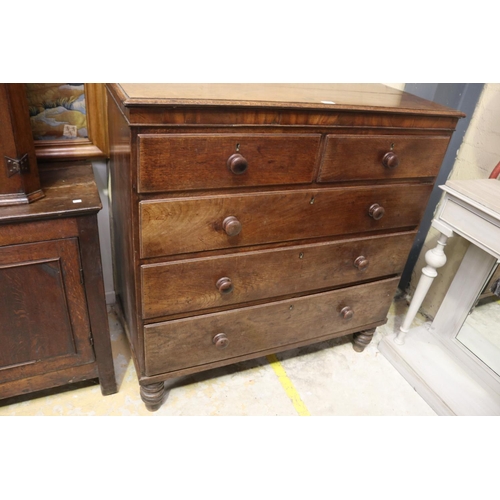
[
  {"x1": 383, "y1": 83, "x2": 405, "y2": 90},
  {"x1": 91, "y1": 159, "x2": 115, "y2": 304},
  {"x1": 408, "y1": 83, "x2": 500, "y2": 318},
  {"x1": 382, "y1": 83, "x2": 405, "y2": 90}
]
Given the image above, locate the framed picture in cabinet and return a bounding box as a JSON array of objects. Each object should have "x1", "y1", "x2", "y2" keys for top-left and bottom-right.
[{"x1": 26, "y1": 83, "x2": 109, "y2": 161}]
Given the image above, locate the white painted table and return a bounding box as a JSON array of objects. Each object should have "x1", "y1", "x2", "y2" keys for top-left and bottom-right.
[{"x1": 379, "y1": 179, "x2": 500, "y2": 415}]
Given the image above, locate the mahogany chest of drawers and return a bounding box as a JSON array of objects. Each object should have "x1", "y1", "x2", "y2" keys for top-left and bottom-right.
[{"x1": 106, "y1": 84, "x2": 462, "y2": 411}]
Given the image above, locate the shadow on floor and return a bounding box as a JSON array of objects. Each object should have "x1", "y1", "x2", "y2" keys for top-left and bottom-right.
[
  {"x1": 160, "y1": 334, "x2": 356, "y2": 406},
  {"x1": 0, "y1": 379, "x2": 100, "y2": 408}
]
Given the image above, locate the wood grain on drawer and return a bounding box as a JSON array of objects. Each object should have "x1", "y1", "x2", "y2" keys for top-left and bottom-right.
[
  {"x1": 139, "y1": 184, "x2": 432, "y2": 258},
  {"x1": 318, "y1": 135, "x2": 450, "y2": 183},
  {"x1": 141, "y1": 231, "x2": 416, "y2": 319},
  {"x1": 137, "y1": 134, "x2": 320, "y2": 193},
  {"x1": 144, "y1": 277, "x2": 399, "y2": 376}
]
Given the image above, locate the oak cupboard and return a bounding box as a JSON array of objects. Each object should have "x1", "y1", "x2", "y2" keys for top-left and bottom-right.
[
  {"x1": 0, "y1": 164, "x2": 117, "y2": 401},
  {"x1": 0, "y1": 83, "x2": 43, "y2": 206}
]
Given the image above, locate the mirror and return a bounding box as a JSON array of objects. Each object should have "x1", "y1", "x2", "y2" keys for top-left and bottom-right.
[{"x1": 456, "y1": 264, "x2": 500, "y2": 375}]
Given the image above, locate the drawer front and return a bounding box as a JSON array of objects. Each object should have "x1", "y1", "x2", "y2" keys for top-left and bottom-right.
[
  {"x1": 439, "y1": 198, "x2": 500, "y2": 257},
  {"x1": 141, "y1": 231, "x2": 416, "y2": 319},
  {"x1": 140, "y1": 184, "x2": 432, "y2": 258},
  {"x1": 144, "y1": 277, "x2": 399, "y2": 376},
  {"x1": 138, "y1": 134, "x2": 321, "y2": 193},
  {"x1": 318, "y1": 135, "x2": 450, "y2": 183}
]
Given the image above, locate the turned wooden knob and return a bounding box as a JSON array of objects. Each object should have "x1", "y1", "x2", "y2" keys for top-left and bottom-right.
[
  {"x1": 222, "y1": 216, "x2": 242, "y2": 236},
  {"x1": 340, "y1": 306, "x2": 354, "y2": 320},
  {"x1": 354, "y1": 256, "x2": 369, "y2": 271},
  {"x1": 382, "y1": 151, "x2": 399, "y2": 169},
  {"x1": 213, "y1": 333, "x2": 229, "y2": 349},
  {"x1": 369, "y1": 203, "x2": 385, "y2": 220},
  {"x1": 227, "y1": 153, "x2": 248, "y2": 175},
  {"x1": 216, "y1": 277, "x2": 234, "y2": 294}
]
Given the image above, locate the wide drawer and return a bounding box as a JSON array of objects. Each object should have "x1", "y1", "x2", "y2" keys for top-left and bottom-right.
[
  {"x1": 137, "y1": 133, "x2": 321, "y2": 193},
  {"x1": 140, "y1": 183, "x2": 432, "y2": 258},
  {"x1": 318, "y1": 135, "x2": 450, "y2": 183},
  {"x1": 141, "y1": 231, "x2": 416, "y2": 319},
  {"x1": 144, "y1": 277, "x2": 399, "y2": 376}
]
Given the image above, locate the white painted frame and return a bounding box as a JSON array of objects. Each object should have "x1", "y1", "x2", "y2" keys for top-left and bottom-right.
[
  {"x1": 380, "y1": 179, "x2": 500, "y2": 414},
  {"x1": 431, "y1": 244, "x2": 499, "y2": 394},
  {"x1": 411, "y1": 181, "x2": 500, "y2": 390}
]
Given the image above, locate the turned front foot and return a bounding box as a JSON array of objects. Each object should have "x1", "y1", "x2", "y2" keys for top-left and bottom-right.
[
  {"x1": 353, "y1": 329, "x2": 375, "y2": 352},
  {"x1": 140, "y1": 381, "x2": 166, "y2": 412},
  {"x1": 395, "y1": 231, "x2": 450, "y2": 345}
]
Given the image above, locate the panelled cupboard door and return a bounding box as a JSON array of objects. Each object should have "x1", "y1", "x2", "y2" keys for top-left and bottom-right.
[{"x1": 0, "y1": 238, "x2": 95, "y2": 385}]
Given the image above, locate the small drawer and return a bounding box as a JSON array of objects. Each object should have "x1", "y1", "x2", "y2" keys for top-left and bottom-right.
[
  {"x1": 137, "y1": 133, "x2": 321, "y2": 193},
  {"x1": 318, "y1": 135, "x2": 450, "y2": 183},
  {"x1": 139, "y1": 184, "x2": 432, "y2": 258},
  {"x1": 141, "y1": 231, "x2": 416, "y2": 319},
  {"x1": 144, "y1": 277, "x2": 399, "y2": 376},
  {"x1": 439, "y1": 198, "x2": 500, "y2": 255}
]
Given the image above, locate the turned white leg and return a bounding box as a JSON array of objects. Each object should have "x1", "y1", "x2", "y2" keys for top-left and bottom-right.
[{"x1": 395, "y1": 233, "x2": 450, "y2": 345}]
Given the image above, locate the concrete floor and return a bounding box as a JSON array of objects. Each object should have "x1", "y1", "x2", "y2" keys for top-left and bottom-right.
[{"x1": 0, "y1": 296, "x2": 436, "y2": 416}]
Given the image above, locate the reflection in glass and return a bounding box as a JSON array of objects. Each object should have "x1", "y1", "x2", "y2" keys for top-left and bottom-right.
[{"x1": 456, "y1": 264, "x2": 500, "y2": 375}]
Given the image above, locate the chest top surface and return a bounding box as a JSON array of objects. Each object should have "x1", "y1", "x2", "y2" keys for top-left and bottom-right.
[
  {"x1": 107, "y1": 83, "x2": 464, "y2": 128},
  {"x1": 114, "y1": 83, "x2": 460, "y2": 114}
]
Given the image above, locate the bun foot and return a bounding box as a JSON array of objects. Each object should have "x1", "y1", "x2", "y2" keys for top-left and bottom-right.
[
  {"x1": 353, "y1": 329, "x2": 375, "y2": 352},
  {"x1": 140, "y1": 381, "x2": 166, "y2": 411}
]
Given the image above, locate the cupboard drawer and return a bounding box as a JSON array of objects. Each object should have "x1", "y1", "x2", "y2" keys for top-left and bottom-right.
[
  {"x1": 144, "y1": 277, "x2": 399, "y2": 376},
  {"x1": 318, "y1": 135, "x2": 450, "y2": 183},
  {"x1": 141, "y1": 231, "x2": 416, "y2": 319},
  {"x1": 137, "y1": 134, "x2": 321, "y2": 193},
  {"x1": 139, "y1": 183, "x2": 432, "y2": 258}
]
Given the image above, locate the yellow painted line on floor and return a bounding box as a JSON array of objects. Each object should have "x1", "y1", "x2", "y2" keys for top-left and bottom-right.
[{"x1": 266, "y1": 354, "x2": 311, "y2": 416}]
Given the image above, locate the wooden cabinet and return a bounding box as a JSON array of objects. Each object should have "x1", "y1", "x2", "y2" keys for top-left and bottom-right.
[
  {"x1": 0, "y1": 83, "x2": 44, "y2": 206},
  {"x1": 0, "y1": 164, "x2": 117, "y2": 401},
  {"x1": 106, "y1": 83, "x2": 463, "y2": 411}
]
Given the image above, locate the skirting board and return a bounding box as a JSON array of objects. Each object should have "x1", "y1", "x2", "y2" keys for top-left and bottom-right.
[{"x1": 379, "y1": 326, "x2": 500, "y2": 416}]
